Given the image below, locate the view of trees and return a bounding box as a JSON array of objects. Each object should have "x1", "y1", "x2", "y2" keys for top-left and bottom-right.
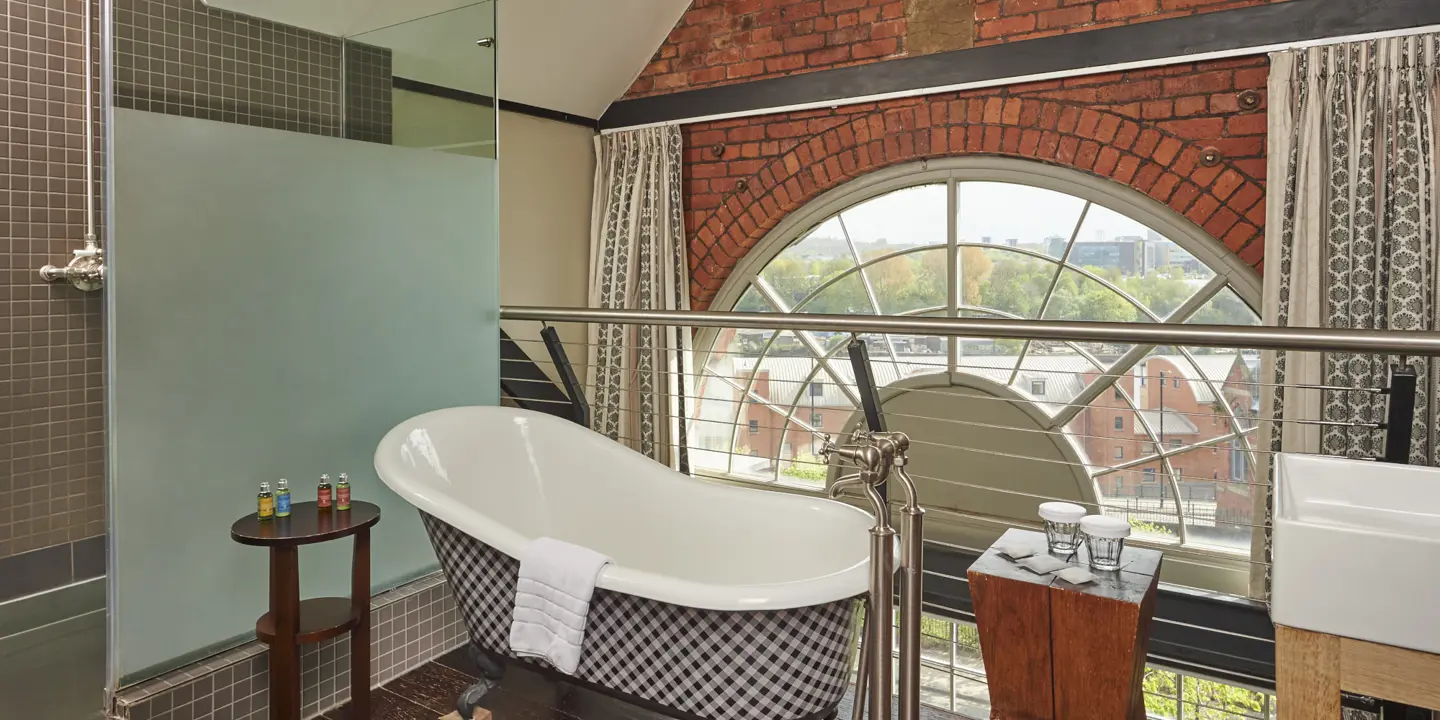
[{"x1": 747, "y1": 242, "x2": 1257, "y2": 328}]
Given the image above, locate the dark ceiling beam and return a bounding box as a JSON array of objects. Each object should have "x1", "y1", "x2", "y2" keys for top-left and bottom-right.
[{"x1": 600, "y1": 0, "x2": 1440, "y2": 130}]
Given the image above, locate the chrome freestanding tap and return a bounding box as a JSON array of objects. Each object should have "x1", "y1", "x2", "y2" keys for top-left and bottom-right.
[{"x1": 822, "y1": 430, "x2": 922, "y2": 720}]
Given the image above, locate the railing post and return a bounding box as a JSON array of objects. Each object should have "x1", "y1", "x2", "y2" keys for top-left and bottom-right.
[{"x1": 541, "y1": 325, "x2": 591, "y2": 428}]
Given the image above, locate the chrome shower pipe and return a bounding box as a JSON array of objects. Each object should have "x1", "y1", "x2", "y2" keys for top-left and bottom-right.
[
  {"x1": 40, "y1": 0, "x2": 104, "y2": 291},
  {"x1": 873, "y1": 433, "x2": 924, "y2": 720}
]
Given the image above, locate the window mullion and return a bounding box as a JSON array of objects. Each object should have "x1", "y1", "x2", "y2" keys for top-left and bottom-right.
[
  {"x1": 948, "y1": 178, "x2": 960, "y2": 376},
  {"x1": 838, "y1": 214, "x2": 902, "y2": 373},
  {"x1": 1008, "y1": 201, "x2": 1091, "y2": 385}
]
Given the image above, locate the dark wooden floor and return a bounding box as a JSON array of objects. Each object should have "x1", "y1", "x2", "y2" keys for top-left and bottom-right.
[
  {"x1": 321, "y1": 646, "x2": 968, "y2": 720},
  {"x1": 321, "y1": 646, "x2": 674, "y2": 720}
]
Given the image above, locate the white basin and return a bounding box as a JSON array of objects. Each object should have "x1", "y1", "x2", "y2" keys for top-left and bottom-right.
[{"x1": 1271, "y1": 453, "x2": 1440, "y2": 654}]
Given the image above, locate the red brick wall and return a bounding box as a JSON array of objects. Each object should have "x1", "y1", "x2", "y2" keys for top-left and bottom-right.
[
  {"x1": 682, "y1": 57, "x2": 1269, "y2": 309},
  {"x1": 975, "y1": 0, "x2": 1289, "y2": 45},
  {"x1": 626, "y1": 0, "x2": 1288, "y2": 97},
  {"x1": 628, "y1": 0, "x2": 907, "y2": 98}
]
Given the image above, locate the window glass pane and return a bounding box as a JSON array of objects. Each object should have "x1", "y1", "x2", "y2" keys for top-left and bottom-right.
[
  {"x1": 1043, "y1": 267, "x2": 1146, "y2": 323},
  {"x1": 1008, "y1": 352, "x2": 1102, "y2": 417},
  {"x1": 759, "y1": 218, "x2": 855, "y2": 306},
  {"x1": 969, "y1": 247, "x2": 1055, "y2": 319},
  {"x1": 732, "y1": 284, "x2": 773, "y2": 313},
  {"x1": 842, "y1": 184, "x2": 949, "y2": 248},
  {"x1": 1162, "y1": 444, "x2": 1255, "y2": 554},
  {"x1": 778, "y1": 422, "x2": 829, "y2": 489},
  {"x1": 1070, "y1": 203, "x2": 1216, "y2": 320},
  {"x1": 956, "y1": 181, "x2": 1087, "y2": 259},
  {"x1": 1185, "y1": 287, "x2": 1261, "y2": 326},
  {"x1": 794, "y1": 273, "x2": 877, "y2": 315},
  {"x1": 866, "y1": 249, "x2": 948, "y2": 315}
]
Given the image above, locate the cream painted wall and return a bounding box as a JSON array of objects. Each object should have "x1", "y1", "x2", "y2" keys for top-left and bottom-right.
[
  {"x1": 496, "y1": 110, "x2": 595, "y2": 359},
  {"x1": 391, "y1": 90, "x2": 594, "y2": 372}
]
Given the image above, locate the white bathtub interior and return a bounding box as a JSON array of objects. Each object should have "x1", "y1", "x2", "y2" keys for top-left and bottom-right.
[{"x1": 377, "y1": 406, "x2": 877, "y2": 610}]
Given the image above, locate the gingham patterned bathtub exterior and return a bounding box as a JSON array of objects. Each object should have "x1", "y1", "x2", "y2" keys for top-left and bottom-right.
[{"x1": 421, "y1": 513, "x2": 860, "y2": 720}]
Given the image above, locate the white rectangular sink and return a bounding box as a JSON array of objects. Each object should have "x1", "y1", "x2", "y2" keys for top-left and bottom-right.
[{"x1": 1272, "y1": 453, "x2": 1440, "y2": 654}]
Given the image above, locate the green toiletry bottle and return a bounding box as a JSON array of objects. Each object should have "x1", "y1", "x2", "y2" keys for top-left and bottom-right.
[
  {"x1": 257, "y1": 482, "x2": 275, "y2": 521},
  {"x1": 336, "y1": 473, "x2": 351, "y2": 511},
  {"x1": 275, "y1": 478, "x2": 292, "y2": 518}
]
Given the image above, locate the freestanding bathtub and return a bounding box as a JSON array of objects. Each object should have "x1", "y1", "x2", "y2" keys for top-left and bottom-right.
[{"x1": 375, "y1": 406, "x2": 876, "y2": 720}]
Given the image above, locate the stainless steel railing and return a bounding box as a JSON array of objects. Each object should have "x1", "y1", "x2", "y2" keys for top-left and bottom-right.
[
  {"x1": 502, "y1": 306, "x2": 1440, "y2": 355},
  {"x1": 499, "y1": 305, "x2": 1436, "y2": 719}
]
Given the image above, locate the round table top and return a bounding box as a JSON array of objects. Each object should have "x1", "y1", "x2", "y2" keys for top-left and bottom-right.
[{"x1": 231, "y1": 501, "x2": 381, "y2": 547}]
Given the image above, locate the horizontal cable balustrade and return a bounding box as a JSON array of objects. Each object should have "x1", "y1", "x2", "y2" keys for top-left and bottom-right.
[
  {"x1": 505, "y1": 350, "x2": 1375, "y2": 440},
  {"x1": 505, "y1": 336, "x2": 1393, "y2": 394},
  {"x1": 500, "y1": 306, "x2": 1426, "y2": 595}
]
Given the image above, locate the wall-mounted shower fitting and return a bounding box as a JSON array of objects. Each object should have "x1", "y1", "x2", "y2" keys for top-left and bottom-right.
[{"x1": 40, "y1": 237, "x2": 105, "y2": 291}]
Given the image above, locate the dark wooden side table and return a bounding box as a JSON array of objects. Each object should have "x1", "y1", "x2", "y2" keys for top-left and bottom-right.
[
  {"x1": 968, "y1": 528, "x2": 1163, "y2": 720},
  {"x1": 231, "y1": 501, "x2": 381, "y2": 720}
]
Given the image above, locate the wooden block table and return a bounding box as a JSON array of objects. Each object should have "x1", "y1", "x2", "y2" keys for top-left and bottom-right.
[
  {"x1": 968, "y1": 528, "x2": 1163, "y2": 720},
  {"x1": 232, "y1": 501, "x2": 381, "y2": 720}
]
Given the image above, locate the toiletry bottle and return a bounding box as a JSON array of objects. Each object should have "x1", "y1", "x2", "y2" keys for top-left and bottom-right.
[
  {"x1": 275, "y1": 479, "x2": 292, "y2": 518},
  {"x1": 257, "y1": 482, "x2": 275, "y2": 521},
  {"x1": 336, "y1": 473, "x2": 351, "y2": 511},
  {"x1": 317, "y1": 474, "x2": 333, "y2": 511}
]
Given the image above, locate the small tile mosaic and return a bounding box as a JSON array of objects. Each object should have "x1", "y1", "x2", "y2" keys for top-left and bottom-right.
[
  {"x1": 3, "y1": 0, "x2": 395, "y2": 567},
  {"x1": 343, "y1": 40, "x2": 392, "y2": 144},
  {"x1": 0, "y1": 0, "x2": 108, "y2": 561},
  {"x1": 113, "y1": 0, "x2": 344, "y2": 136},
  {"x1": 114, "y1": 571, "x2": 467, "y2": 720}
]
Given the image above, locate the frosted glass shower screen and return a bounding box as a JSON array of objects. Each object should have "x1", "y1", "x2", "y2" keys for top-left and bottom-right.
[{"x1": 106, "y1": 109, "x2": 498, "y2": 681}]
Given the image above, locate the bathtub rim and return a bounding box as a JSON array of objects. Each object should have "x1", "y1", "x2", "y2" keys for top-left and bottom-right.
[{"x1": 375, "y1": 406, "x2": 884, "y2": 611}]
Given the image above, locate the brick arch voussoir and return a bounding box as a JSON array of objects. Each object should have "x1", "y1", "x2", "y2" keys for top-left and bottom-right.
[{"x1": 689, "y1": 100, "x2": 1265, "y2": 309}]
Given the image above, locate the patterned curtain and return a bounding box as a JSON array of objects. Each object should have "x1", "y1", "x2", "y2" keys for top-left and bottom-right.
[
  {"x1": 587, "y1": 126, "x2": 691, "y2": 468},
  {"x1": 1262, "y1": 35, "x2": 1439, "y2": 595}
]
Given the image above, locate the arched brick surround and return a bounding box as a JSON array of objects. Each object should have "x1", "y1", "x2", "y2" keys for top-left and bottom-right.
[{"x1": 683, "y1": 63, "x2": 1269, "y2": 309}]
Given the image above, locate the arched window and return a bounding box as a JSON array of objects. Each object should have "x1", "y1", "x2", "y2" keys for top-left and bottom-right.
[{"x1": 688, "y1": 159, "x2": 1262, "y2": 574}]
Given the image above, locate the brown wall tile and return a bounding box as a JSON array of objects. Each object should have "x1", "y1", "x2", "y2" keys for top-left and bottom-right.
[{"x1": 1, "y1": 0, "x2": 393, "y2": 563}]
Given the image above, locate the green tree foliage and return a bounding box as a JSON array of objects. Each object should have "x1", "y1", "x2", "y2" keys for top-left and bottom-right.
[
  {"x1": 781, "y1": 452, "x2": 827, "y2": 484},
  {"x1": 1143, "y1": 668, "x2": 1269, "y2": 719},
  {"x1": 749, "y1": 247, "x2": 1256, "y2": 331}
]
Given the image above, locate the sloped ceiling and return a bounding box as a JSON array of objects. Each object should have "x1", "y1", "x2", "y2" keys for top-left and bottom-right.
[{"x1": 201, "y1": 0, "x2": 687, "y2": 119}]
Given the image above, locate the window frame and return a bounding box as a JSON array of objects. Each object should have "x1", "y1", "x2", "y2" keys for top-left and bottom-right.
[{"x1": 690, "y1": 157, "x2": 1263, "y2": 568}]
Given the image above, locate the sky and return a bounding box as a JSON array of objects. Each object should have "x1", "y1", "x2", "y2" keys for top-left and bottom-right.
[{"x1": 822, "y1": 182, "x2": 1159, "y2": 248}]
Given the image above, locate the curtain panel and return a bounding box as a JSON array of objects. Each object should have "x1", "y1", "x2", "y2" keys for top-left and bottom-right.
[
  {"x1": 587, "y1": 126, "x2": 692, "y2": 467},
  {"x1": 1263, "y1": 34, "x2": 1440, "y2": 593}
]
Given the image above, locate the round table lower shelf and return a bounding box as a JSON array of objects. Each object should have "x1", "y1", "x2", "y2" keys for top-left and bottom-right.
[{"x1": 256, "y1": 597, "x2": 361, "y2": 645}]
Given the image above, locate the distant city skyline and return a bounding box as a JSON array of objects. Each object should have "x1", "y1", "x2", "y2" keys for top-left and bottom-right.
[{"x1": 804, "y1": 182, "x2": 1159, "y2": 249}]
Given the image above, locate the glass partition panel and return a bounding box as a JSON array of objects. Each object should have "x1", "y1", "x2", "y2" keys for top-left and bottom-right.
[{"x1": 106, "y1": 0, "x2": 498, "y2": 683}]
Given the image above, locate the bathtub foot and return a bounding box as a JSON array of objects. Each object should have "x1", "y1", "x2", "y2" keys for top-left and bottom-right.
[
  {"x1": 465, "y1": 642, "x2": 507, "y2": 681},
  {"x1": 455, "y1": 678, "x2": 495, "y2": 719}
]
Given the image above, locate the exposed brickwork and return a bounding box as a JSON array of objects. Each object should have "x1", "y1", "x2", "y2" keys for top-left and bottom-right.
[
  {"x1": 682, "y1": 57, "x2": 1269, "y2": 308},
  {"x1": 626, "y1": 0, "x2": 1287, "y2": 96},
  {"x1": 975, "y1": 0, "x2": 1290, "y2": 44},
  {"x1": 627, "y1": 0, "x2": 910, "y2": 98}
]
